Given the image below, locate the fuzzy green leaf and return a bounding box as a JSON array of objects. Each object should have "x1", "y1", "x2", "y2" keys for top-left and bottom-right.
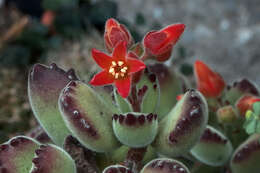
[
  {"x1": 112, "y1": 112, "x2": 158, "y2": 148},
  {"x1": 59, "y1": 81, "x2": 120, "y2": 152},
  {"x1": 137, "y1": 72, "x2": 160, "y2": 113},
  {"x1": 30, "y1": 144, "x2": 76, "y2": 173},
  {"x1": 0, "y1": 136, "x2": 40, "y2": 173},
  {"x1": 252, "y1": 102, "x2": 260, "y2": 115},
  {"x1": 191, "y1": 126, "x2": 233, "y2": 166},
  {"x1": 148, "y1": 64, "x2": 183, "y2": 120},
  {"x1": 28, "y1": 63, "x2": 78, "y2": 146},
  {"x1": 153, "y1": 89, "x2": 208, "y2": 157},
  {"x1": 230, "y1": 134, "x2": 260, "y2": 173},
  {"x1": 114, "y1": 89, "x2": 132, "y2": 113}
]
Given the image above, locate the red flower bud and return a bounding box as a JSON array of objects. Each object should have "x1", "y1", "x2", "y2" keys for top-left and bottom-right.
[
  {"x1": 194, "y1": 60, "x2": 225, "y2": 98},
  {"x1": 104, "y1": 18, "x2": 133, "y2": 53},
  {"x1": 143, "y1": 23, "x2": 185, "y2": 61},
  {"x1": 236, "y1": 95, "x2": 260, "y2": 116}
]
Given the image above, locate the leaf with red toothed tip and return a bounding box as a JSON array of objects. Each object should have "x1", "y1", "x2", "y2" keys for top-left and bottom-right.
[
  {"x1": 136, "y1": 71, "x2": 160, "y2": 113},
  {"x1": 224, "y1": 78, "x2": 259, "y2": 105},
  {"x1": 230, "y1": 134, "x2": 260, "y2": 173},
  {"x1": 112, "y1": 112, "x2": 158, "y2": 148},
  {"x1": 103, "y1": 165, "x2": 133, "y2": 173},
  {"x1": 190, "y1": 126, "x2": 233, "y2": 166},
  {"x1": 114, "y1": 89, "x2": 132, "y2": 113},
  {"x1": 30, "y1": 144, "x2": 76, "y2": 173},
  {"x1": 140, "y1": 158, "x2": 190, "y2": 173},
  {"x1": 28, "y1": 63, "x2": 78, "y2": 146},
  {"x1": 148, "y1": 64, "x2": 183, "y2": 120},
  {"x1": 0, "y1": 136, "x2": 40, "y2": 173},
  {"x1": 153, "y1": 89, "x2": 208, "y2": 157},
  {"x1": 59, "y1": 80, "x2": 120, "y2": 152},
  {"x1": 27, "y1": 126, "x2": 52, "y2": 144}
]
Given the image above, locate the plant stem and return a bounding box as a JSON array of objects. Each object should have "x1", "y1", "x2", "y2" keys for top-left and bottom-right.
[{"x1": 124, "y1": 147, "x2": 147, "y2": 173}]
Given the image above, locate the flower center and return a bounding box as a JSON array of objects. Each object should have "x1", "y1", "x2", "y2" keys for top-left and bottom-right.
[{"x1": 109, "y1": 61, "x2": 128, "y2": 79}]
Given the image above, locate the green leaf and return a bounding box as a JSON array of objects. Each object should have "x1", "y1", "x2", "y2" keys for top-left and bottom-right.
[
  {"x1": 231, "y1": 134, "x2": 260, "y2": 173},
  {"x1": 245, "y1": 119, "x2": 257, "y2": 134},
  {"x1": 30, "y1": 144, "x2": 76, "y2": 173},
  {"x1": 153, "y1": 90, "x2": 208, "y2": 157},
  {"x1": 0, "y1": 136, "x2": 40, "y2": 173},
  {"x1": 191, "y1": 126, "x2": 233, "y2": 166},
  {"x1": 148, "y1": 64, "x2": 183, "y2": 119},
  {"x1": 137, "y1": 72, "x2": 160, "y2": 113},
  {"x1": 112, "y1": 112, "x2": 158, "y2": 148},
  {"x1": 224, "y1": 79, "x2": 259, "y2": 105},
  {"x1": 114, "y1": 89, "x2": 132, "y2": 113},
  {"x1": 253, "y1": 102, "x2": 260, "y2": 115},
  {"x1": 256, "y1": 120, "x2": 260, "y2": 133},
  {"x1": 93, "y1": 86, "x2": 120, "y2": 113},
  {"x1": 28, "y1": 63, "x2": 78, "y2": 146},
  {"x1": 59, "y1": 81, "x2": 120, "y2": 152}
]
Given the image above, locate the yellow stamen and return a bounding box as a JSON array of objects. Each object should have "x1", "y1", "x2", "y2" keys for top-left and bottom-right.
[
  {"x1": 118, "y1": 61, "x2": 124, "y2": 66},
  {"x1": 246, "y1": 110, "x2": 253, "y2": 120},
  {"x1": 121, "y1": 69, "x2": 126, "y2": 73},
  {"x1": 109, "y1": 67, "x2": 115, "y2": 73},
  {"x1": 115, "y1": 73, "x2": 119, "y2": 79},
  {"x1": 112, "y1": 61, "x2": 116, "y2": 66}
]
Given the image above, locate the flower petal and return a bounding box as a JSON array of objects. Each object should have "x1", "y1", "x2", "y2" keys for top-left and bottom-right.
[
  {"x1": 162, "y1": 23, "x2": 186, "y2": 43},
  {"x1": 127, "y1": 58, "x2": 146, "y2": 74},
  {"x1": 143, "y1": 31, "x2": 167, "y2": 55},
  {"x1": 92, "y1": 48, "x2": 112, "y2": 69},
  {"x1": 109, "y1": 27, "x2": 128, "y2": 48},
  {"x1": 112, "y1": 41, "x2": 127, "y2": 61},
  {"x1": 115, "y1": 77, "x2": 131, "y2": 98},
  {"x1": 195, "y1": 60, "x2": 225, "y2": 97},
  {"x1": 89, "y1": 70, "x2": 114, "y2": 86},
  {"x1": 105, "y1": 18, "x2": 119, "y2": 32},
  {"x1": 156, "y1": 23, "x2": 185, "y2": 53}
]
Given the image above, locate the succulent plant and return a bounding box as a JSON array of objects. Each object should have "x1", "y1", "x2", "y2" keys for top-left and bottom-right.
[{"x1": 1, "y1": 18, "x2": 260, "y2": 173}]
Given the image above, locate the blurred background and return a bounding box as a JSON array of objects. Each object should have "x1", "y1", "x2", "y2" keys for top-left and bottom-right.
[{"x1": 0, "y1": 0, "x2": 259, "y2": 142}]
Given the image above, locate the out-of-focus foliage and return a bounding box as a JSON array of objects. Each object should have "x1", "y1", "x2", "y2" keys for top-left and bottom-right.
[
  {"x1": 0, "y1": 0, "x2": 119, "y2": 68},
  {"x1": 0, "y1": 68, "x2": 35, "y2": 143}
]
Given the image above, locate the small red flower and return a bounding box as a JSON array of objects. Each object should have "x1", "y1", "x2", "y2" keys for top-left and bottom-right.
[
  {"x1": 41, "y1": 10, "x2": 56, "y2": 27},
  {"x1": 104, "y1": 18, "x2": 133, "y2": 53},
  {"x1": 143, "y1": 23, "x2": 185, "y2": 62},
  {"x1": 176, "y1": 94, "x2": 184, "y2": 101},
  {"x1": 194, "y1": 60, "x2": 225, "y2": 98},
  {"x1": 236, "y1": 95, "x2": 260, "y2": 116},
  {"x1": 90, "y1": 42, "x2": 146, "y2": 98}
]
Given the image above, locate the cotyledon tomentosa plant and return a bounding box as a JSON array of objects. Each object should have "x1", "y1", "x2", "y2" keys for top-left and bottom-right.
[{"x1": 1, "y1": 18, "x2": 260, "y2": 173}]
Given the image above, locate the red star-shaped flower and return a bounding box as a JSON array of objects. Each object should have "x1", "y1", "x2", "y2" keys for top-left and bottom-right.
[
  {"x1": 194, "y1": 60, "x2": 225, "y2": 98},
  {"x1": 143, "y1": 23, "x2": 185, "y2": 62},
  {"x1": 89, "y1": 41, "x2": 146, "y2": 98}
]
